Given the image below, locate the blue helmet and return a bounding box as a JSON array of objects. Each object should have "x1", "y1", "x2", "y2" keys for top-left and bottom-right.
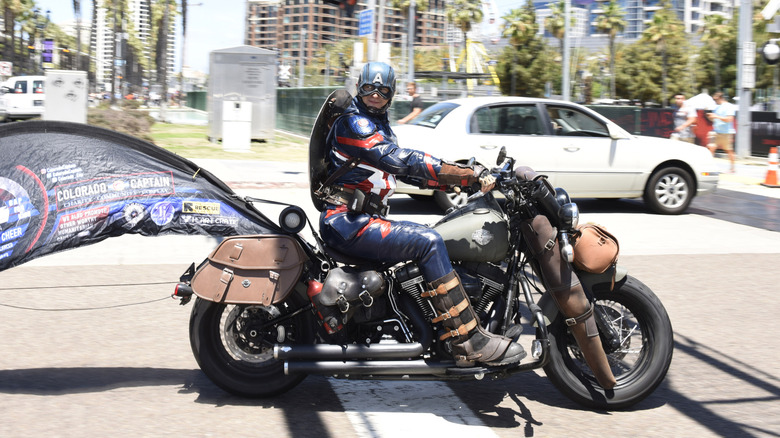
[{"x1": 357, "y1": 62, "x2": 396, "y2": 115}]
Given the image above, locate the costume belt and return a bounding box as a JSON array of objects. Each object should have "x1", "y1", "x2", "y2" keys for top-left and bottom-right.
[{"x1": 319, "y1": 186, "x2": 389, "y2": 217}]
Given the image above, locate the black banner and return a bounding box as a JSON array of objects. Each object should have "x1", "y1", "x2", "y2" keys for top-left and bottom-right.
[{"x1": 0, "y1": 121, "x2": 280, "y2": 271}]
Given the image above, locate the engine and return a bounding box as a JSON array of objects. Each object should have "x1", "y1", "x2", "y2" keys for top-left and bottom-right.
[{"x1": 393, "y1": 261, "x2": 508, "y2": 322}]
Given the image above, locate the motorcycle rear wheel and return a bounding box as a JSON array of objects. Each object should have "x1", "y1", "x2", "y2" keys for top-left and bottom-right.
[
  {"x1": 543, "y1": 275, "x2": 673, "y2": 410},
  {"x1": 189, "y1": 295, "x2": 316, "y2": 397}
]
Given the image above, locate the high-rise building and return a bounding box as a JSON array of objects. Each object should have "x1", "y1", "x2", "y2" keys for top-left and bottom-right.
[
  {"x1": 245, "y1": 0, "x2": 448, "y2": 68},
  {"x1": 91, "y1": 0, "x2": 175, "y2": 92}
]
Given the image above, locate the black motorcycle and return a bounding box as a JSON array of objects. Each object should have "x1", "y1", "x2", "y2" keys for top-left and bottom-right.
[{"x1": 173, "y1": 149, "x2": 673, "y2": 410}]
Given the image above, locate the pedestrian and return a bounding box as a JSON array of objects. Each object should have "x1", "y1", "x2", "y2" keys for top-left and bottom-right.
[
  {"x1": 671, "y1": 93, "x2": 697, "y2": 143},
  {"x1": 706, "y1": 91, "x2": 736, "y2": 173},
  {"x1": 396, "y1": 81, "x2": 423, "y2": 124}
]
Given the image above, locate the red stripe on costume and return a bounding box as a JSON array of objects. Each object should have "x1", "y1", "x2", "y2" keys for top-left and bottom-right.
[
  {"x1": 325, "y1": 205, "x2": 348, "y2": 218},
  {"x1": 357, "y1": 217, "x2": 393, "y2": 239},
  {"x1": 337, "y1": 132, "x2": 384, "y2": 149},
  {"x1": 424, "y1": 154, "x2": 437, "y2": 180}
]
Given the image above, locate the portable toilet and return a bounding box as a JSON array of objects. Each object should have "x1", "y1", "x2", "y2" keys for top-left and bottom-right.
[{"x1": 208, "y1": 45, "x2": 277, "y2": 143}]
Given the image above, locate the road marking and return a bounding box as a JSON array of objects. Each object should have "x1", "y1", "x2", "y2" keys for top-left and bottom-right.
[{"x1": 329, "y1": 379, "x2": 499, "y2": 437}]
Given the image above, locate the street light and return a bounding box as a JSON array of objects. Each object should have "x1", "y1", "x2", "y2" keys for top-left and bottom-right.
[{"x1": 762, "y1": 40, "x2": 780, "y2": 65}]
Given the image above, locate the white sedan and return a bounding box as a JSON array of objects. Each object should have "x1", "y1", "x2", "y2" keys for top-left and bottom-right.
[{"x1": 392, "y1": 96, "x2": 719, "y2": 215}]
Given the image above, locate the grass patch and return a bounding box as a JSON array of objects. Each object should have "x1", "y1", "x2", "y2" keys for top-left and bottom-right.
[{"x1": 149, "y1": 122, "x2": 309, "y2": 161}]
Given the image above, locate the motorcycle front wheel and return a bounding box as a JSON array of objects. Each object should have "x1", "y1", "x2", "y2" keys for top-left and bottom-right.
[
  {"x1": 543, "y1": 275, "x2": 673, "y2": 410},
  {"x1": 189, "y1": 295, "x2": 316, "y2": 397}
]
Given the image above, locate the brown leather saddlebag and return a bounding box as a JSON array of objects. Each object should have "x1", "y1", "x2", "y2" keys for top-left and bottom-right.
[
  {"x1": 190, "y1": 234, "x2": 307, "y2": 305},
  {"x1": 572, "y1": 223, "x2": 619, "y2": 274}
]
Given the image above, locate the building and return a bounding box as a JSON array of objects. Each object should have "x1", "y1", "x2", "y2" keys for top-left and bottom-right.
[
  {"x1": 245, "y1": 0, "x2": 449, "y2": 68},
  {"x1": 90, "y1": 0, "x2": 175, "y2": 93}
]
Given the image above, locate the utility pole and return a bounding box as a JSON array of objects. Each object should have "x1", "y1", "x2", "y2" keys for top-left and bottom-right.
[
  {"x1": 408, "y1": 0, "x2": 415, "y2": 82},
  {"x1": 562, "y1": 0, "x2": 571, "y2": 101},
  {"x1": 736, "y1": 0, "x2": 753, "y2": 158}
]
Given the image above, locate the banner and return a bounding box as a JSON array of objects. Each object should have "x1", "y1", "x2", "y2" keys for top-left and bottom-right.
[{"x1": 0, "y1": 121, "x2": 281, "y2": 271}]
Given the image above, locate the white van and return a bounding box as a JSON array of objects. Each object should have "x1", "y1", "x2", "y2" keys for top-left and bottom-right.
[{"x1": 0, "y1": 75, "x2": 46, "y2": 121}]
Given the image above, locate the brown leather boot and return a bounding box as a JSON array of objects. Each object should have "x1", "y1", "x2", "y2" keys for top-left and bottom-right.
[{"x1": 425, "y1": 271, "x2": 527, "y2": 367}]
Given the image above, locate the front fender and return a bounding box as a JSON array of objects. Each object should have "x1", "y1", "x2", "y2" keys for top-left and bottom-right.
[{"x1": 536, "y1": 265, "x2": 628, "y2": 326}]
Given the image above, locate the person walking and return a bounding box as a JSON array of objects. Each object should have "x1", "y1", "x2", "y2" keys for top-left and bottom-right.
[
  {"x1": 396, "y1": 81, "x2": 423, "y2": 124},
  {"x1": 671, "y1": 93, "x2": 697, "y2": 143},
  {"x1": 706, "y1": 91, "x2": 736, "y2": 173}
]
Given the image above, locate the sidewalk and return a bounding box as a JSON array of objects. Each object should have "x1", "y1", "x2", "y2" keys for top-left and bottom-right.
[{"x1": 714, "y1": 154, "x2": 780, "y2": 199}]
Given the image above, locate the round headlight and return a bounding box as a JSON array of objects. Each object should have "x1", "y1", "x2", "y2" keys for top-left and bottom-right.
[
  {"x1": 554, "y1": 188, "x2": 570, "y2": 206},
  {"x1": 558, "y1": 202, "x2": 579, "y2": 231},
  {"x1": 279, "y1": 205, "x2": 307, "y2": 234}
]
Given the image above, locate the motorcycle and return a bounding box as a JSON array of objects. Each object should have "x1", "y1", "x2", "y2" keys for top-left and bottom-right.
[{"x1": 172, "y1": 148, "x2": 673, "y2": 410}]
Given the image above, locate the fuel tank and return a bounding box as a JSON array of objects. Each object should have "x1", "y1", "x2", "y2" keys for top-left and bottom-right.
[{"x1": 431, "y1": 195, "x2": 509, "y2": 263}]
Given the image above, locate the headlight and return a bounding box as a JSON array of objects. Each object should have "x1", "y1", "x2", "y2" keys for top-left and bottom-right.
[{"x1": 558, "y1": 202, "x2": 579, "y2": 231}]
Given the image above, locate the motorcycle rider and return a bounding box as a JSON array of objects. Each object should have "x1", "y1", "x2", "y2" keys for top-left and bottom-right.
[{"x1": 315, "y1": 62, "x2": 527, "y2": 367}]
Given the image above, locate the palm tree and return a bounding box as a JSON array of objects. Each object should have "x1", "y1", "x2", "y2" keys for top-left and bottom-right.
[
  {"x1": 642, "y1": 0, "x2": 683, "y2": 106},
  {"x1": 595, "y1": 0, "x2": 625, "y2": 99},
  {"x1": 72, "y1": 0, "x2": 82, "y2": 70},
  {"x1": 699, "y1": 13, "x2": 732, "y2": 91},
  {"x1": 501, "y1": 1, "x2": 537, "y2": 95},
  {"x1": 2, "y1": 0, "x2": 26, "y2": 66},
  {"x1": 545, "y1": 0, "x2": 571, "y2": 57},
  {"x1": 501, "y1": 1, "x2": 536, "y2": 48},
  {"x1": 88, "y1": 0, "x2": 97, "y2": 83},
  {"x1": 445, "y1": 0, "x2": 483, "y2": 73},
  {"x1": 389, "y1": 0, "x2": 428, "y2": 80}
]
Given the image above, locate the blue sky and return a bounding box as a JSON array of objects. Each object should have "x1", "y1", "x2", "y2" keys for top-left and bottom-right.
[
  {"x1": 37, "y1": 0, "x2": 515, "y2": 73},
  {"x1": 37, "y1": 0, "x2": 245, "y2": 72}
]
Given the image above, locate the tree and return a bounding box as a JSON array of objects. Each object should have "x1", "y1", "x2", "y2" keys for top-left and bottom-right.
[
  {"x1": 445, "y1": 0, "x2": 483, "y2": 73},
  {"x1": 594, "y1": 0, "x2": 626, "y2": 99},
  {"x1": 389, "y1": 0, "x2": 429, "y2": 81},
  {"x1": 699, "y1": 13, "x2": 733, "y2": 91},
  {"x1": 501, "y1": 1, "x2": 536, "y2": 47},
  {"x1": 500, "y1": 0, "x2": 544, "y2": 95},
  {"x1": 641, "y1": 0, "x2": 684, "y2": 106}
]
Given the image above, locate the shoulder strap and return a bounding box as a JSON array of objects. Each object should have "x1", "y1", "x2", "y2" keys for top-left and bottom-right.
[{"x1": 320, "y1": 156, "x2": 361, "y2": 190}]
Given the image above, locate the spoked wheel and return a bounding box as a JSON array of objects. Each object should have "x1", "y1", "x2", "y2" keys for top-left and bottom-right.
[
  {"x1": 543, "y1": 275, "x2": 673, "y2": 410},
  {"x1": 189, "y1": 295, "x2": 315, "y2": 397}
]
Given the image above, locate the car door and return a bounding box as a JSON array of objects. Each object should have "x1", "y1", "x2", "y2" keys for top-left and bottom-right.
[
  {"x1": 466, "y1": 103, "x2": 560, "y2": 186},
  {"x1": 543, "y1": 104, "x2": 641, "y2": 196}
]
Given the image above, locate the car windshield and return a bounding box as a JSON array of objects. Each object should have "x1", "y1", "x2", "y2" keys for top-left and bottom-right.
[{"x1": 408, "y1": 102, "x2": 459, "y2": 128}]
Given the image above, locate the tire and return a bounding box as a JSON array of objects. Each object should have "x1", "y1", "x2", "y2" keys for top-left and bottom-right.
[
  {"x1": 189, "y1": 295, "x2": 316, "y2": 397},
  {"x1": 543, "y1": 275, "x2": 673, "y2": 410},
  {"x1": 643, "y1": 166, "x2": 694, "y2": 215},
  {"x1": 434, "y1": 190, "x2": 469, "y2": 212}
]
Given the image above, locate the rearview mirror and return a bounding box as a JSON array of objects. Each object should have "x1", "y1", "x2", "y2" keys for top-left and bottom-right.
[
  {"x1": 496, "y1": 146, "x2": 507, "y2": 165},
  {"x1": 607, "y1": 123, "x2": 631, "y2": 140}
]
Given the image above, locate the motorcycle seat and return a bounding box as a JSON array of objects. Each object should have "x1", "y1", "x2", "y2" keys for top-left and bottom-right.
[{"x1": 324, "y1": 244, "x2": 383, "y2": 268}]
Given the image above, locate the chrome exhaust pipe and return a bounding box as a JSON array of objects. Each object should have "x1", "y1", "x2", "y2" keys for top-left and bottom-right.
[
  {"x1": 284, "y1": 360, "x2": 451, "y2": 375},
  {"x1": 274, "y1": 343, "x2": 424, "y2": 360}
]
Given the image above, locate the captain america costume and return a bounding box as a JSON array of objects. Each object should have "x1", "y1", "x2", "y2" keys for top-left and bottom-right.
[{"x1": 319, "y1": 95, "x2": 454, "y2": 281}]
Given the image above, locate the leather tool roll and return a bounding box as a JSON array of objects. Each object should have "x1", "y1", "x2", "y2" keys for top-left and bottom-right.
[{"x1": 521, "y1": 215, "x2": 617, "y2": 389}]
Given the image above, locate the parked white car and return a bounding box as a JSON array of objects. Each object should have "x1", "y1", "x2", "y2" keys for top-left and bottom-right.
[
  {"x1": 0, "y1": 75, "x2": 46, "y2": 122},
  {"x1": 392, "y1": 96, "x2": 719, "y2": 214}
]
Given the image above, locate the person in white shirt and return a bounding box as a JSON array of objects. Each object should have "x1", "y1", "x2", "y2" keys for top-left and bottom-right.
[{"x1": 671, "y1": 93, "x2": 697, "y2": 143}]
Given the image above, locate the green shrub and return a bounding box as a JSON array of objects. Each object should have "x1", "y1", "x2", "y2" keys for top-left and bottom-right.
[{"x1": 87, "y1": 106, "x2": 155, "y2": 143}]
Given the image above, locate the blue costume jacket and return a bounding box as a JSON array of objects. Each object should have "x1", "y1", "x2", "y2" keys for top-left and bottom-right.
[{"x1": 319, "y1": 96, "x2": 453, "y2": 281}]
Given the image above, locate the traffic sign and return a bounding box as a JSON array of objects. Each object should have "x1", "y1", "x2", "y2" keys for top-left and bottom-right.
[
  {"x1": 358, "y1": 9, "x2": 373, "y2": 37},
  {"x1": 0, "y1": 61, "x2": 12, "y2": 76}
]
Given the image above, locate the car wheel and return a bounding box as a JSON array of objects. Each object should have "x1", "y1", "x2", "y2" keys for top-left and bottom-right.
[
  {"x1": 434, "y1": 190, "x2": 469, "y2": 212},
  {"x1": 643, "y1": 166, "x2": 694, "y2": 215}
]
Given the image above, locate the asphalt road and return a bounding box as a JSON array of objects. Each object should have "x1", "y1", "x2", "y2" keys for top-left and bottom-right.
[{"x1": 1, "y1": 165, "x2": 779, "y2": 437}]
